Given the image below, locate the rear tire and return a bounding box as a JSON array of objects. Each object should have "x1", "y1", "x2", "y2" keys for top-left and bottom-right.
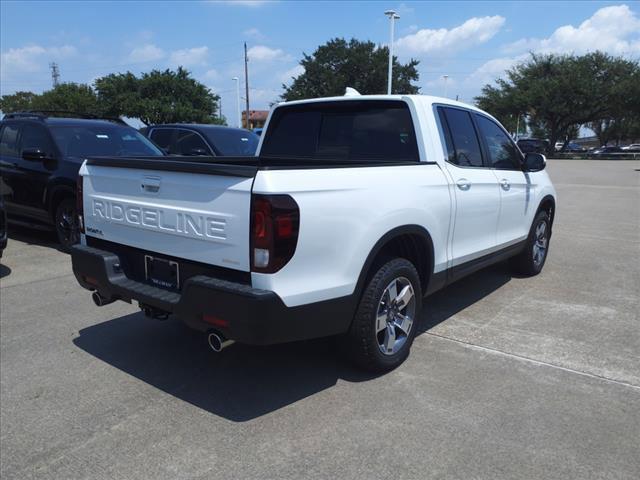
[
  {"x1": 54, "y1": 198, "x2": 80, "y2": 252},
  {"x1": 346, "y1": 258, "x2": 422, "y2": 372},
  {"x1": 511, "y1": 210, "x2": 551, "y2": 276}
]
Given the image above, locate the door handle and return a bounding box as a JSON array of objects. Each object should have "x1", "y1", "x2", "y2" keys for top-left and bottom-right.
[
  {"x1": 141, "y1": 176, "x2": 161, "y2": 193},
  {"x1": 456, "y1": 179, "x2": 471, "y2": 191},
  {"x1": 499, "y1": 179, "x2": 511, "y2": 191}
]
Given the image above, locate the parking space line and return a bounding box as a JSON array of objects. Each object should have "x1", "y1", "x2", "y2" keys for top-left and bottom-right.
[
  {"x1": 424, "y1": 331, "x2": 640, "y2": 391},
  {"x1": 0, "y1": 272, "x2": 75, "y2": 290}
]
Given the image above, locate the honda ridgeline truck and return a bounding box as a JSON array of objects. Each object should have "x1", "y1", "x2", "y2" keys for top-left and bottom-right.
[{"x1": 70, "y1": 94, "x2": 556, "y2": 371}]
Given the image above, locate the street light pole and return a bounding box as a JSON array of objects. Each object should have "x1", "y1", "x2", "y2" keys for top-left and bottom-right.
[
  {"x1": 233, "y1": 77, "x2": 241, "y2": 129},
  {"x1": 443, "y1": 75, "x2": 449, "y2": 98},
  {"x1": 384, "y1": 10, "x2": 400, "y2": 95}
]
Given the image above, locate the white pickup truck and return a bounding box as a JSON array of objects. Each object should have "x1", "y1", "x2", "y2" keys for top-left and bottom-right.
[{"x1": 71, "y1": 94, "x2": 556, "y2": 371}]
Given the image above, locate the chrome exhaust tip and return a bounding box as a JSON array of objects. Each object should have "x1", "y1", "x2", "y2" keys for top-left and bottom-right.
[
  {"x1": 207, "y1": 331, "x2": 235, "y2": 352},
  {"x1": 92, "y1": 291, "x2": 115, "y2": 307}
]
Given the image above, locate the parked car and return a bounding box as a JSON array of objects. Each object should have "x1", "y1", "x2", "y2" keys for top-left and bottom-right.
[
  {"x1": 143, "y1": 124, "x2": 259, "y2": 156},
  {"x1": 556, "y1": 142, "x2": 586, "y2": 153},
  {"x1": 592, "y1": 146, "x2": 623, "y2": 154},
  {"x1": 70, "y1": 95, "x2": 556, "y2": 372},
  {"x1": 517, "y1": 138, "x2": 549, "y2": 154},
  {"x1": 622, "y1": 144, "x2": 640, "y2": 151},
  {"x1": 0, "y1": 112, "x2": 164, "y2": 250},
  {"x1": 0, "y1": 196, "x2": 7, "y2": 258}
]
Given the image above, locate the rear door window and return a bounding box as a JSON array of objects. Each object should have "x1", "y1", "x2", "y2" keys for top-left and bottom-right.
[
  {"x1": 440, "y1": 107, "x2": 484, "y2": 168},
  {"x1": 0, "y1": 124, "x2": 20, "y2": 158},
  {"x1": 261, "y1": 100, "x2": 419, "y2": 163}
]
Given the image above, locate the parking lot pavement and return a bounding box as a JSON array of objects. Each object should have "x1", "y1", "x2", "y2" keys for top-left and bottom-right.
[{"x1": 1, "y1": 160, "x2": 639, "y2": 480}]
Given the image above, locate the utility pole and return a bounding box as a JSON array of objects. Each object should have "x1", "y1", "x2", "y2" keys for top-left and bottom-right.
[
  {"x1": 244, "y1": 42, "x2": 250, "y2": 129},
  {"x1": 384, "y1": 10, "x2": 400, "y2": 95},
  {"x1": 443, "y1": 75, "x2": 449, "y2": 98},
  {"x1": 49, "y1": 62, "x2": 60, "y2": 88}
]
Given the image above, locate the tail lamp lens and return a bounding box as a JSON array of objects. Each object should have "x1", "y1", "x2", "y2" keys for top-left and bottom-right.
[
  {"x1": 250, "y1": 194, "x2": 299, "y2": 273},
  {"x1": 76, "y1": 175, "x2": 85, "y2": 233}
]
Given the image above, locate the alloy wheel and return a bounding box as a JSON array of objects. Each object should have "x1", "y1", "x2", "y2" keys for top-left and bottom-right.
[{"x1": 376, "y1": 276, "x2": 416, "y2": 355}]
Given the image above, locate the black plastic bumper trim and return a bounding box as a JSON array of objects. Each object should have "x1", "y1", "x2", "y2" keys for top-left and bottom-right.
[{"x1": 71, "y1": 244, "x2": 356, "y2": 345}]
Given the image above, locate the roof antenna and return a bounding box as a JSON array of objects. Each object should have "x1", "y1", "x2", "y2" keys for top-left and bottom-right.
[{"x1": 344, "y1": 87, "x2": 361, "y2": 97}]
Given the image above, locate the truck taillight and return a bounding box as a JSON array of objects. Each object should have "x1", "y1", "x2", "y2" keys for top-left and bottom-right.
[
  {"x1": 76, "y1": 175, "x2": 85, "y2": 234},
  {"x1": 250, "y1": 194, "x2": 299, "y2": 273}
]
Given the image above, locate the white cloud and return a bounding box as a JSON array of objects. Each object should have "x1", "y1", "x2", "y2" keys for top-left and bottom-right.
[
  {"x1": 203, "y1": 68, "x2": 220, "y2": 81},
  {"x1": 396, "y1": 15, "x2": 505, "y2": 55},
  {"x1": 504, "y1": 4, "x2": 640, "y2": 56},
  {"x1": 1, "y1": 44, "x2": 77, "y2": 79},
  {"x1": 127, "y1": 43, "x2": 165, "y2": 63},
  {"x1": 466, "y1": 54, "x2": 529, "y2": 86},
  {"x1": 280, "y1": 65, "x2": 304, "y2": 83},
  {"x1": 247, "y1": 45, "x2": 290, "y2": 62},
  {"x1": 243, "y1": 27, "x2": 265, "y2": 40},
  {"x1": 466, "y1": 4, "x2": 640, "y2": 93},
  {"x1": 169, "y1": 46, "x2": 209, "y2": 67}
]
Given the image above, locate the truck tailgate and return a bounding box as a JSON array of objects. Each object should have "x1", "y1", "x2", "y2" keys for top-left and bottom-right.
[{"x1": 80, "y1": 157, "x2": 257, "y2": 272}]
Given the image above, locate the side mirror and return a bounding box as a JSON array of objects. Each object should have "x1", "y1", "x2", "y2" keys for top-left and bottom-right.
[
  {"x1": 523, "y1": 152, "x2": 546, "y2": 172},
  {"x1": 22, "y1": 149, "x2": 52, "y2": 161}
]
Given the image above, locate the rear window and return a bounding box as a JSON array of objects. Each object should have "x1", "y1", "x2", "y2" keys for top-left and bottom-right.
[
  {"x1": 261, "y1": 100, "x2": 419, "y2": 163},
  {"x1": 51, "y1": 124, "x2": 163, "y2": 158}
]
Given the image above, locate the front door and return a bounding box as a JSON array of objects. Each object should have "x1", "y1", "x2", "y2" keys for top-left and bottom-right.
[
  {"x1": 438, "y1": 107, "x2": 500, "y2": 267},
  {"x1": 474, "y1": 114, "x2": 532, "y2": 246}
]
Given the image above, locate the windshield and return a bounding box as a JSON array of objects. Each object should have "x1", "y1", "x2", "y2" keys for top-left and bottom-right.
[
  {"x1": 50, "y1": 124, "x2": 164, "y2": 158},
  {"x1": 203, "y1": 129, "x2": 259, "y2": 156}
]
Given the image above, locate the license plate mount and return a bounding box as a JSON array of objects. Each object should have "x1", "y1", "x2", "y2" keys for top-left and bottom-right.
[{"x1": 144, "y1": 255, "x2": 180, "y2": 290}]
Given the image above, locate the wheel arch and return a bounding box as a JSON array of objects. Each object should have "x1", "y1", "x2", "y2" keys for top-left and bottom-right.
[
  {"x1": 46, "y1": 182, "x2": 76, "y2": 218},
  {"x1": 354, "y1": 225, "x2": 435, "y2": 299},
  {"x1": 537, "y1": 194, "x2": 556, "y2": 227}
]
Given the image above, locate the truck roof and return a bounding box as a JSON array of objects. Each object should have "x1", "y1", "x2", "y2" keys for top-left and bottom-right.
[{"x1": 277, "y1": 94, "x2": 484, "y2": 113}]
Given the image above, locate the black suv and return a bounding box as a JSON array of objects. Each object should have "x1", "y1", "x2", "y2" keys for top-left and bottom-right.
[
  {"x1": 0, "y1": 112, "x2": 164, "y2": 250},
  {"x1": 516, "y1": 138, "x2": 549, "y2": 154},
  {"x1": 142, "y1": 124, "x2": 259, "y2": 157}
]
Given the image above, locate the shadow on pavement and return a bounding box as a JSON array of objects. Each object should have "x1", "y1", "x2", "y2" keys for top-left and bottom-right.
[
  {"x1": 7, "y1": 224, "x2": 64, "y2": 253},
  {"x1": 0, "y1": 263, "x2": 11, "y2": 278},
  {"x1": 73, "y1": 263, "x2": 512, "y2": 422}
]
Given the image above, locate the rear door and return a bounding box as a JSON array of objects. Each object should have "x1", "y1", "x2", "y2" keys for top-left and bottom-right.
[
  {"x1": 82, "y1": 160, "x2": 254, "y2": 271},
  {"x1": 15, "y1": 123, "x2": 58, "y2": 214},
  {"x1": 0, "y1": 123, "x2": 22, "y2": 210},
  {"x1": 474, "y1": 114, "x2": 531, "y2": 246},
  {"x1": 437, "y1": 106, "x2": 500, "y2": 266}
]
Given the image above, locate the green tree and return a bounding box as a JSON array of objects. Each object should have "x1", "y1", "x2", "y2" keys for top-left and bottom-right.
[
  {"x1": 476, "y1": 52, "x2": 639, "y2": 155},
  {"x1": 34, "y1": 83, "x2": 99, "y2": 113},
  {"x1": 0, "y1": 91, "x2": 39, "y2": 113},
  {"x1": 0, "y1": 84, "x2": 98, "y2": 114},
  {"x1": 281, "y1": 38, "x2": 420, "y2": 101},
  {"x1": 95, "y1": 67, "x2": 222, "y2": 125}
]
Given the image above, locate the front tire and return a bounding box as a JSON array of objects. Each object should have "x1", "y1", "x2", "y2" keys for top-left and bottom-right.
[
  {"x1": 54, "y1": 198, "x2": 80, "y2": 252},
  {"x1": 346, "y1": 258, "x2": 422, "y2": 372},
  {"x1": 511, "y1": 210, "x2": 551, "y2": 276}
]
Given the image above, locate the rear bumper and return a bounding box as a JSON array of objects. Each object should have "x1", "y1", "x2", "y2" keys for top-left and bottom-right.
[{"x1": 70, "y1": 244, "x2": 355, "y2": 345}]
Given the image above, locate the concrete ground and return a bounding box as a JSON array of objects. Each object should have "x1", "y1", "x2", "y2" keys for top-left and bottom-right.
[{"x1": 1, "y1": 160, "x2": 639, "y2": 479}]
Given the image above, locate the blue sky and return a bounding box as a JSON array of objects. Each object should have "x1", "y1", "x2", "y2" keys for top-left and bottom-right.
[{"x1": 1, "y1": 1, "x2": 639, "y2": 127}]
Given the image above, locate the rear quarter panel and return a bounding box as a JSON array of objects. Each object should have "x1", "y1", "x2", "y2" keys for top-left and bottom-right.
[{"x1": 251, "y1": 164, "x2": 452, "y2": 307}]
